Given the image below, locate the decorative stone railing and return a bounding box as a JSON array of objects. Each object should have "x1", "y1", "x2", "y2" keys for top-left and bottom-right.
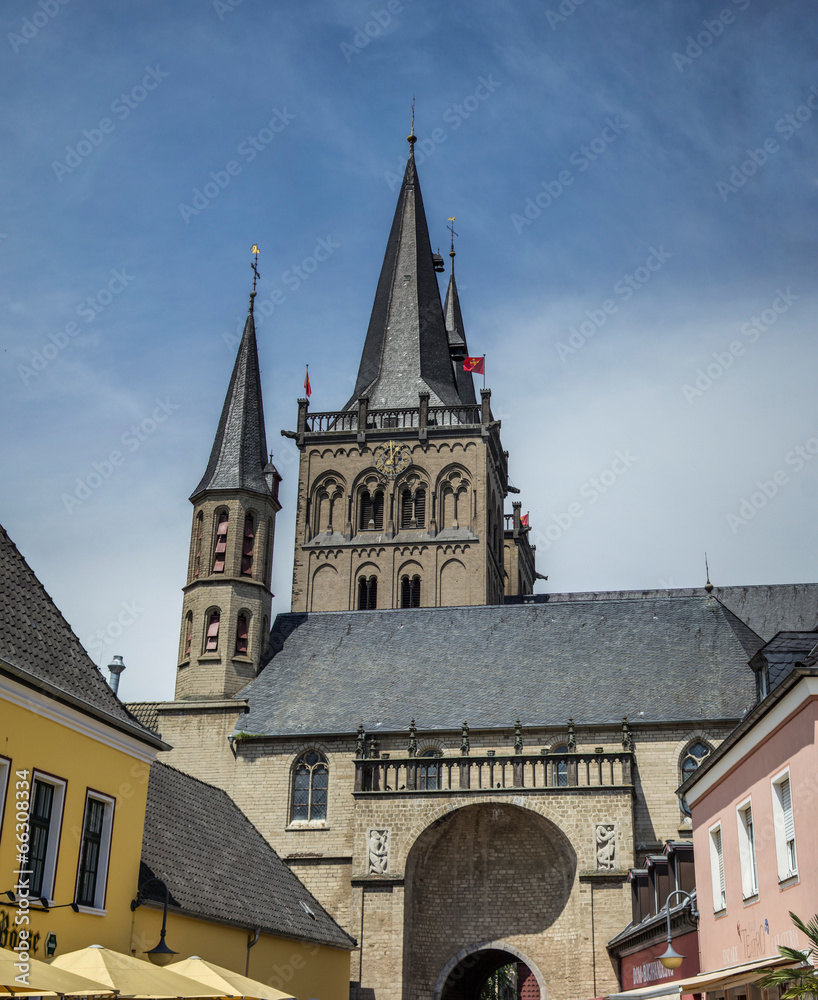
[{"x1": 353, "y1": 751, "x2": 634, "y2": 794}]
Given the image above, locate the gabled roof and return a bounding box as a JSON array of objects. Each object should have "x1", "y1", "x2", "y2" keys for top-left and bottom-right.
[
  {"x1": 0, "y1": 524, "x2": 164, "y2": 749},
  {"x1": 237, "y1": 596, "x2": 763, "y2": 737},
  {"x1": 141, "y1": 762, "x2": 354, "y2": 951},
  {"x1": 506, "y1": 583, "x2": 818, "y2": 641},
  {"x1": 443, "y1": 267, "x2": 477, "y2": 405},
  {"x1": 191, "y1": 296, "x2": 271, "y2": 500},
  {"x1": 345, "y1": 147, "x2": 462, "y2": 410}
]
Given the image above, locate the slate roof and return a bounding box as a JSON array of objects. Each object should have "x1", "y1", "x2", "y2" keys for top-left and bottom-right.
[
  {"x1": 141, "y1": 762, "x2": 355, "y2": 950},
  {"x1": 752, "y1": 630, "x2": 818, "y2": 691},
  {"x1": 443, "y1": 267, "x2": 477, "y2": 405},
  {"x1": 506, "y1": 583, "x2": 818, "y2": 641},
  {"x1": 0, "y1": 523, "x2": 164, "y2": 748},
  {"x1": 345, "y1": 147, "x2": 463, "y2": 410},
  {"x1": 191, "y1": 297, "x2": 272, "y2": 500},
  {"x1": 237, "y1": 596, "x2": 764, "y2": 737}
]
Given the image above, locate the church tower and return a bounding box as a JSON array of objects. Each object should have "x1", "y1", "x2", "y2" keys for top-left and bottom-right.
[
  {"x1": 175, "y1": 292, "x2": 281, "y2": 699},
  {"x1": 287, "y1": 133, "x2": 529, "y2": 612}
]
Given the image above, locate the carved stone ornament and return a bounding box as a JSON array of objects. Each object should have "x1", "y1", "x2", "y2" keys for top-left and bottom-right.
[
  {"x1": 595, "y1": 823, "x2": 616, "y2": 870},
  {"x1": 367, "y1": 828, "x2": 390, "y2": 874}
]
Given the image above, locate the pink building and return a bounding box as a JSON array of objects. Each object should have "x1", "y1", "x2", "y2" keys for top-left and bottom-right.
[{"x1": 680, "y1": 634, "x2": 818, "y2": 993}]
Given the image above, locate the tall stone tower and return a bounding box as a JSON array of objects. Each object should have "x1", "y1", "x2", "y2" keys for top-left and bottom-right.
[
  {"x1": 287, "y1": 135, "x2": 531, "y2": 612},
  {"x1": 175, "y1": 293, "x2": 281, "y2": 699}
]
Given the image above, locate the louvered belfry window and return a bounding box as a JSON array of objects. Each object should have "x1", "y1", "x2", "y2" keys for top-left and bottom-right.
[
  {"x1": 205, "y1": 610, "x2": 220, "y2": 652},
  {"x1": 193, "y1": 512, "x2": 203, "y2": 578},
  {"x1": 401, "y1": 489, "x2": 426, "y2": 528},
  {"x1": 241, "y1": 514, "x2": 255, "y2": 575},
  {"x1": 359, "y1": 490, "x2": 384, "y2": 530},
  {"x1": 213, "y1": 512, "x2": 229, "y2": 573},
  {"x1": 401, "y1": 575, "x2": 421, "y2": 608},
  {"x1": 235, "y1": 614, "x2": 249, "y2": 655},
  {"x1": 358, "y1": 575, "x2": 377, "y2": 610},
  {"x1": 184, "y1": 612, "x2": 193, "y2": 659}
]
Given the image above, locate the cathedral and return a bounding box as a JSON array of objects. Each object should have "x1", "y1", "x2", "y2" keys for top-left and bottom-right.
[{"x1": 132, "y1": 130, "x2": 818, "y2": 1000}]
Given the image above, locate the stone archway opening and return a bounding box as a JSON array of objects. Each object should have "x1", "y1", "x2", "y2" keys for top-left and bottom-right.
[
  {"x1": 403, "y1": 803, "x2": 575, "y2": 1000},
  {"x1": 439, "y1": 949, "x2": 541, "y2": 1000}
]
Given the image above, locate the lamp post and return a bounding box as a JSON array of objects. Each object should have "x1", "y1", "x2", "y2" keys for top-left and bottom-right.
[
  {"x1": 658, "y1": 889, "x2": 699, "y2": 970},
  {"x1": 130, "y1": 877, "x2": 178, "y2": 966}
]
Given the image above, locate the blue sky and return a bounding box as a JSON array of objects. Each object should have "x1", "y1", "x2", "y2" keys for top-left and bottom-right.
[{"x1": 2, "y1": 0, "x2": 816, "y2": 701}]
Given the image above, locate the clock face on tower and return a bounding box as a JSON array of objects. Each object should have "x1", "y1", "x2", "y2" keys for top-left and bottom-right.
[{"x1": 373, "y1": 440, "x2": 411, "y2": 479}]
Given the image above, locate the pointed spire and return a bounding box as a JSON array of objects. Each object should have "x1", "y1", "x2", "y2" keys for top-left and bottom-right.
[
  {"x1": 191, "y1": 293, "x2": 271, "y2": 500},
  {"x1": 443, "y1": 243, "x2": 477, "y2": 405},
  {"x1": 345, "y1": 144, "x2": 463, "y2": 410}
]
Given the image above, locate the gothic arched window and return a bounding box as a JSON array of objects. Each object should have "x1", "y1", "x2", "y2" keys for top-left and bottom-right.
[
  {"x1": 358, "y1": 575, "x2": 378, "y2": 610},
  {"x1": 401, "y1": 575, "x2": 421, "y2": 608},
  {"x1": 212, "y1": 511, "x2": 229, "y2": 573},
  {"x1": 680, "y1": 740, "x2": 712, "y2": 783},
  {"x1": 401, "y1": 488, "x2": 426, "y2": 529},
  {"x1": 418, "y1": 749, "x2": 441, "y2": 790},
  {"x1": 241, "y1": 513, "x2": 255, "y2": 576},
  {"x1": 235, "y1": 613, "x2": 249, "y2": 655},
  {"x1": 359, "y1": 489, "x2": 384, "y2": 531},
  {"x1": 204, "y1": 609, "x2": 220, "y2": 653},
  {"x1": 291, "y1": 750, "x2": 329, "y2": 822}
]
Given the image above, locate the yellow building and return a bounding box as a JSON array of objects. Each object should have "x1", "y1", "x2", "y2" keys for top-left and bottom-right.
[
  {"x1": 131, "y1": 760, "x2": 354, "y2": 1000},
  {"x1": 0, "y1": 523, "x2": 354, "y2": 1000},
  {"x1": 0, "y1": 522, "x2": 167, "y2": 959}
]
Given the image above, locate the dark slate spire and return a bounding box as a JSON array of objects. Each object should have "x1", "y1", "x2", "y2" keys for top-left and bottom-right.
[
  {"x1": 345, "y1": 146, "x2": 462, "y2": 410},
  {"x1": 443, "y1": 262, "x2": 477, "y2": 406},
  {"x1": 191, "y1": 294, "x2": 271, "y2": 500}
]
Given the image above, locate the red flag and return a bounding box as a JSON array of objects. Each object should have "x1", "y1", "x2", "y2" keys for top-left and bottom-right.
[
  {"x1": 521, "y1": 513, "x2": 529, "y2": 527},
  {"x1": 304, "y1": 366, "x2": 311, "y2": 398},
  {"x1": 463, "y1": 356, "x2": 484, "y2": 374}
]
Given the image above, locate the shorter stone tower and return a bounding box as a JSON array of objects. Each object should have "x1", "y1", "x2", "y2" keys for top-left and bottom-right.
[{"x1": 175, "y1": 293, "x2": 281, "y2": 700}]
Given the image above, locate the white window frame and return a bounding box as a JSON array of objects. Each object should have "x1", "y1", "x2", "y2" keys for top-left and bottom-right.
[
  {"x1": 736, "y1": 797, "x2": 758, "y2": 899},
  {"x1": 771, "y1": 768, "x2": 798, "y2": 882},
  {"x1": 74, "y1": 790, "x2": 115, "y2": 913},
  {"x1": 709, "y1": 822, "x2": 726, "y2": 912},
  {"x1": 29, "y1": 772, "x2": 67, "y2": 903}
]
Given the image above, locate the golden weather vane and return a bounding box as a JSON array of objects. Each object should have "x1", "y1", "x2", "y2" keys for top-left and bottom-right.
[{"x1": 251, "y1": 245, "x2": 261, "y2": 291}]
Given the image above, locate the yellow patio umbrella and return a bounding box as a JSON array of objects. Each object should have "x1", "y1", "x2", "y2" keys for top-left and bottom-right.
[
  {"x1": 50, "y1": 946, "x2": 227, "y2": 999},
  {"x1": 0, "y1": 948, "x2": 115, "y2": 996},
  {"x1": 168, "y1": 958, "x2": 293, "y2": 1000}
]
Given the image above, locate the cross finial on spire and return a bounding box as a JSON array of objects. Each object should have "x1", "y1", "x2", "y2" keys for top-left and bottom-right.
[
  {"x1": 447, "y1": 216, "x2": 458, "y2": 262},
  {"x1": 408, "y1": 96, "x2": 417, "y2": 152},
  {"x1": 251, "y1": 244, "x2": 261, "y2": 293}
]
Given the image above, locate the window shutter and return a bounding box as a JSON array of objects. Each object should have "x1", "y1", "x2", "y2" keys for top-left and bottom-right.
[
  {"x1": 415, "y1": 489, "x2": 426, "y2": 526},
  {"x1": 401, "y1": 491, "x2": 412, "y2": 529},
  {"x1": 716, "y1": 829, "x2": 725, "y2": 899},
  {"x1": 781, "y1": 778, "x2": 794, "y2": 840},
  {"x1": 373, "y1": 491, "x2": 384, "y2": 530}
]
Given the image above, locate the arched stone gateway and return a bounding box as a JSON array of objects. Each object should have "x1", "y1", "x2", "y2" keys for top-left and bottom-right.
[
  {"x1": 436, "y1": 944, "x2": 545, "y2": 1000},
  {"x1": 402, "y1": 803, "x2": 576, "y2": 1000}
]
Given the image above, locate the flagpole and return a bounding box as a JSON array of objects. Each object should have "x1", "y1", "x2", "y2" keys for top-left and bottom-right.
[{"x1": 483, "y1": 354, "x2": 486, "y2": 391}]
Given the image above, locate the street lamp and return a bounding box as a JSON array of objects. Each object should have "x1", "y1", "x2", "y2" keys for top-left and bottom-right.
[
  {"x1": 130, "y1": 877, "x2": 178, "y2": 966},
  {"x1": 658, "y1": 889, "x2": 699, "y2": 970}
]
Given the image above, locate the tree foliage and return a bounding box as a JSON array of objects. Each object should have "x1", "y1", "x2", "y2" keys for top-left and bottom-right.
[{"x1": 757, "y1": 912, "x2": 818, "y2": 1000}]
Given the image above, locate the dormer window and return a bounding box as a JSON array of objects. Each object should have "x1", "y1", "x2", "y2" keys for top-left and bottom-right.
[{"x1": 213, "y1": 513, "x2": 228, "y2": 573}]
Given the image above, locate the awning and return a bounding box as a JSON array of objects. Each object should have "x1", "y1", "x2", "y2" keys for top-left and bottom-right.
[{"x1": 606, "y1": 954, "x2": 804, "y2": 1000}]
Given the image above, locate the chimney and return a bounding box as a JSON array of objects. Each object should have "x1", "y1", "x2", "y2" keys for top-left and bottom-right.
[{"x1": 107, "y1": 655, "x2": 126, "y2": 695}]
